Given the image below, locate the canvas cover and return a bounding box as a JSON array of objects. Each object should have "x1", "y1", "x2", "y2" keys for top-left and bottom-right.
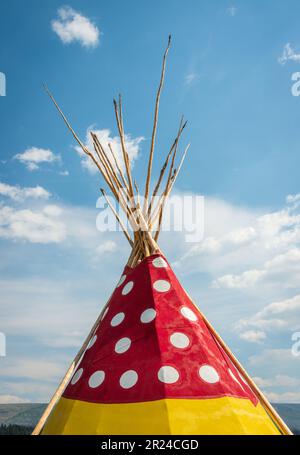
[{"x1": 42, "y1": 253, "x2": 281, "y2": 435}]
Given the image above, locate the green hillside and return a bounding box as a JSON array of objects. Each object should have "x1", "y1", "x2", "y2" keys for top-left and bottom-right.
[{"x1": 0, "y1": 403, "x2": 46, "y2": 427}]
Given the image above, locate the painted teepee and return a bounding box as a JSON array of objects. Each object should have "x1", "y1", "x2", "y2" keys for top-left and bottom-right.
[{"x1": 33, "y1": 37, "x2": 291, "y2": 435}]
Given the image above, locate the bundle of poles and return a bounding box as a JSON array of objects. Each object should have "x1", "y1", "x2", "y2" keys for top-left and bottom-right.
[{"x1": 45, "y1": 35, "x2": 189, "y2": 268}]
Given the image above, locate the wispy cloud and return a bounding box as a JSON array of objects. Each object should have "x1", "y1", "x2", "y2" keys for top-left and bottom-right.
[
  {"x1": 0, "y1": 357, "x2": 66, "y2": 382},
  {"x1": 239, "y1": 330, "x2": 266, "y2": 343},
  {"x1": 0, "y1": 182, "x2": 50, "y2": 201},
  {"x1": 254, "y1": 374, "x2": 300, "y2": 403},
  {"x1": 76, "y1": 127, "x2": 144, "y2": 174},
  {"x1": 95, "y1": 240, "x2": 117, "y2": 255},
  {"x1": 248, "y1": 348, "x2": 298, "y2": 375},
  {"x1": 265, "y1": 391, "x2": 300, "y2": 403},
  {"x1": 0, "y1": 395, "x2": 30, "y2": 404},
  {"x1": 0, "y1": 204, "x2": 66, "y2": 244},
  {"x1": 14, "y1": 147, "x2": 60, "y2": 171},
  {"x1": 287, "y1": 193, "x2": 300, "y2": 205},
  {"x1": 199, "y1": 195, "x2": 300, "y2": 290},
  {"x1": 51, "y1": 6, "x2": 100, "y2": 49},
  {"x1": 184, "y1": 72, "x2": 198, "y2": 87},
  {"x1": 236, "y1": 294, "x2": 300, "y2": 336},
  {"x1": 214, "y1": 247, "x2": 300, "y2": 289},
  {"x1": 227, "y1": 6, "x2": 238, "y2": 17},
  {"x1": 254, "y1": 375, "x2": 300, "y2": 388},
  {"x1": 59, "y1": 170, "x2": 69, "y2": 176},
  {"x1": 278, "y1": 43, "x2": 300, "y2": 65}
]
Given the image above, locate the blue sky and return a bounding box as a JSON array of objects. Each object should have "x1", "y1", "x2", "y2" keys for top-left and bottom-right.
[{"x1": 0, "y1": 0, "x2": 300, "y2": 404}]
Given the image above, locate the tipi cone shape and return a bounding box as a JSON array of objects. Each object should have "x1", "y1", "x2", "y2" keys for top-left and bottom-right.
[
  {"x1": 34, "y1": 37, "x2": 291, "y2": 435},
  {"x1": 42, "y1": 253, "x2": 282, "y2": 435}
]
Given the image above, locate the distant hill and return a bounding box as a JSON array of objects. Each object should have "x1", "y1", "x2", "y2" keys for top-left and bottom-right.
[
  {"x1": 0, "y1": 403, "x2": 299, "y2": 434},
  {"x1": 273, "y1": 403, "x2": 300, "y2": 435},
  {"x1": 0, "y1": 403, "x2": 46, "y2": 428}
]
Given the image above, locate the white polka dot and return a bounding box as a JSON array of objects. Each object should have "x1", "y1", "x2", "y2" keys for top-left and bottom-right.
[
  {"x1": 88, "y1": 370, "x2": 105, "y2": 388},
  {"x1": 199, "y1": 365, "x2": 220, "y2": 384},
  {"x1": 86, "y1": 334, "x2": 97, "y2": 350},
  {"x1": 140, "y1": 308, "x2": 156, "y2": 323},
  {"x1": 101, "y1": 306, "x2": 109, "y2": 320},
  {"x1": 117, "y1": 275, "x2": 126, "y2": 287},
  {"x1": 115, "y1": 337, "x2": 131, "y2": 354},
  {"x1": 229, "y1": 369, "x2": 244, "y2": 389},
  {"x1": 111, "y1": 312, "x2": 125, "y2": 327},
  {"x1": 158, "y1": 366, "x2": 179, "y2": 384},
  {"x1": 153, "y1": 280, "x2": 171, "y2": 292},
  {"x1": 122, "y1": 281, "x2": 134, "y2": 295},
  {"x1": 180, "y1": 306, "x2": 198, "y2": 322},
  {"x1": 170, "y1": 332, "x2": 190, "y2": 349},
  {"x1": 152, "y1": 257, "x2": 168, "y2": 268},
  {"x1": 71, "y1": 368, "x2": 83, "y2": 385},
  {"x1": 120, "y1": 370, "x2": 138, "y2": 389}
]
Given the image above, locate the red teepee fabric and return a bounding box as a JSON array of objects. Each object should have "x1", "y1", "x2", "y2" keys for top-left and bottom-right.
[{"x1": 63, "y1": 254, "x2": 258, "y2": 406}]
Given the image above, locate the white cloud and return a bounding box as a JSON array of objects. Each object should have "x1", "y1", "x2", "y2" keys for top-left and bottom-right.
[
  {"x1": 205, "y1": 198, "x2": 300, "y2": 290},
  {"x1": 0, "y1": 182, "x2": 50, "y2": 201},
  {"x1": 42, "y1": 204, "x2": 62, "y2": 217},
  {"x1": 287, "y1": 193, "x2": 300, "y2": 206},
  {"x1": 227, "y1": 6, "x2": 237, "y2": 17},
  {"x1": 0, "y1": 381, "x2": 57, "y2": 403},
  {"x1": 184, "y1": 72, "x2": 198, "y2": 86},
  {"x1": 215, "y1": 248, "x2": 300, "y2": 289},
  {"x1": 0, "y1": 204, "x2": 66, "y2": 243},
  {"x1": 76, "y1": 128, "x2": 144, "y2": 174},
  {"x1": 264, "y1": 391, "x2": 300, "y2": 403},
  {"x1": 249, "y1": 348, "x2": 297, "y2": 370},
  {"x1": 0, "y1": 276, "x2": 103, "y2": 349},
  {"x1": 247, "y1": 350, "x2": 300, "y2": 403},
  {"x1": 239, "y1": 330, "x2": 266, "y2": 343},
  {"x1": 0, "y1": 357, "x2": 66, "y2": 382},
  {"x1": 214, "y1": 268, "x2": 265, "y2": 289},
  {"x1": 95, "y1": 240, "x2": 117, "y2": 255},
  {"x1": 173, "y1": 194, "x2": 300, "y2": 298},
  {"x1": 278, "y1": 43, "x2": 300, "y2": 65},
  {"x1": 253, "y1": 375, "x2": 300, "y2": 388},
  {"x1": 0, "y1": 395, "x2": 30, "y2": 404},
  {"x1": 59, "y1": 170, "x2": 69, "y2": 176},
  {"x1": 51, "y1": 6, "x2": 100, "y2": 49},
  {"x1": 176, "y1": 197, "x2": 257, "y2": 269},
  {"x1": 236, "y1": 294, "x2": 300, "y2": 333},
  {"x1": 14, "y1": 147, "x2": 60, "y2": 171}
]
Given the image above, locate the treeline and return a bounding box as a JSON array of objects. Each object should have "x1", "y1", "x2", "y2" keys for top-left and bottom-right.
[{"x1": 0, "y1": 424, "x2": 33, "y2": 435}]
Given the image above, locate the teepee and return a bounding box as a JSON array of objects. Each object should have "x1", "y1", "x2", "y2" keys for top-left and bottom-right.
[{"x1": 33, "y1": 37, "x2": 291, "y2": 435}]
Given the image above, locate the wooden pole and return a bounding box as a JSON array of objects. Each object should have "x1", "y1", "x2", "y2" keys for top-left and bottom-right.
[
  {"x1": 113, "y1": 99, "x2": 134, "y2": 198},
  {"x1": 150, "y1": 144, "x2": 190, "y2": 235},
  {"x1": 108, "y1": 142, "x2": 129, "y2": 191},
  {"x1": 144, "y1": 35, "x2": 171, "y2": 213},
  {"x1": 186, "y1": 292, "x2": 293, "y2": 435},
  {"x1": 32, "y1": 298, "x2": 112, "y2": 435},
  {"x1": 148, "y1": 118, "x2": 187, "y2": 219},
  {"x1": 100, "y1": 188, "x2": 133, "y2": 246}
]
